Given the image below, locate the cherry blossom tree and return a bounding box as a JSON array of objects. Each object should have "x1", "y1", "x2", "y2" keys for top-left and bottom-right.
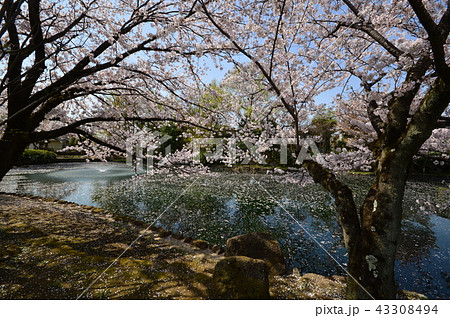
[
  {"x1": 1, "y1": 0, "x2": 449, "y2": 301},
  {"x1": 198, "y1": 0, "x2": 450, "y2": 299},
  {"x1": 0, "y1": 0, "x2": 221, "y2": 180}
]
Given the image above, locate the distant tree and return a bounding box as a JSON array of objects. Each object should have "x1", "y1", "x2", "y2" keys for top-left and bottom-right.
[{"x1": 309, "y1": 111, "x2": 337, "y2": 153}]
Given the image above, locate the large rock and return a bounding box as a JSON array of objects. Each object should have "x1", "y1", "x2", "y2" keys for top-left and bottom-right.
[
  {"x1": 225, "y1": 232, "x2": 286, "y2": 276},
  {"x1": 210, "y1": 256, "x2": 270, "y2": 299}
]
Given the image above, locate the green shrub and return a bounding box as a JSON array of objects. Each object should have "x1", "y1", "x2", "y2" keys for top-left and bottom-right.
[{"x1": 20, "y1": 149, "x2": 57, "y2": 164}]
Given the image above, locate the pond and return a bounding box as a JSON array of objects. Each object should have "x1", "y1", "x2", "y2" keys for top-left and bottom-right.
[{"x1": 1, "y1": 162, "x2": 449, "y2": 299}]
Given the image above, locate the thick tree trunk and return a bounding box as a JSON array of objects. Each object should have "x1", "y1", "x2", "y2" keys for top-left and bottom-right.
[
  {"x1": 346, "y1": 193, "x2": 403, "y2": 299},
  {"x1": 346, "y1": 149, "x2": 408, "y2": 299},
  {"x1": 346, "y1": 218, "x2": 399, "y2": 299},
  {"x1": 346, "y1": 78, "x2": 450, "y2": 298},
  {"x1": 0, "y1": 127, "x2": 31, "y2": 182},
  {"x1": 304, "y1": 150, "x2": 409, "y2": 299}
]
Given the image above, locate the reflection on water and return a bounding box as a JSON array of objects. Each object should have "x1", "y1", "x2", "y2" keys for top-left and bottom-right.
[
  {"x1": 1, "y1": 163, "x2": 134, "y2": 206},
  {"x1": 0, "y1": 162, "x2": 449, "y2": 299}
]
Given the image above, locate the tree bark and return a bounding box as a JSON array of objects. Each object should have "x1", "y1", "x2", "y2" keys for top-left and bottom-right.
[
  {"x1": 305, "y1": 150, "x2": 408, "y2": 299},
  {"x1": 340, "y1": 78, "x2": 450, "y2": 299},
  {"x1": 347, "y1": 150, "x2": 407, "y2": 299},
  {"x1": 0, "y1": 127, "x2": 31, "y2": 182}
]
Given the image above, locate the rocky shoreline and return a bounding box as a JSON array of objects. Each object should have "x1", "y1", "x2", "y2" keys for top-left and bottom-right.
[{"x1": 0, "y1": 193, "x2": 425, "y2": 300}]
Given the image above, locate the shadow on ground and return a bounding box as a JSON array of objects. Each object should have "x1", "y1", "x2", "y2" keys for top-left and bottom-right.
[{"x1": 0, "y1": 194, "x2": 219, "y2": 299}]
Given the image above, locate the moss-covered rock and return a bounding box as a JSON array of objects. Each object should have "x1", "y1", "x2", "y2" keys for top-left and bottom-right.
[
  {"x1": 225, "y1": 232, "x2": 286, "y2": 276},
  {"x1": 210, "y1": 256, "x2": 269, "y2": 299}
]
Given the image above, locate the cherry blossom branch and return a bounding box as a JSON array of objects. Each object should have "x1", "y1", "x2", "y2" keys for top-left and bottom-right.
[
  {"x1": 340, "y1": 0, "x2": 404, "y2": 59},
  {"x1": 72, "y1": 128, "x2": 125, "y2": 154},
  {"x1": 24, "y1": 1, "x2": 202, "y2": 124},
  {"x1": 269, "y1": 0, "x2": 286, "y2": 78},
  {"x1": 383, "y1": 53, "x2": 432, "y2": 149},
  {"x1": 408, "y1": 0, "x2": 450, "y2": 80},
  {"x1": 199, "y1": 0, "x2": 297, "y2": 120},
  {"x1": 123, "y1": 67, "x2": 230, "y2": 121},
  {"x1": 1, "y1": 10, "x2": 159, "y2": 128},
  {"x1": 29, "y1": 116, "x2": 222, "y2": 144},
  {"x1": 45, "y1": 12, "x2": 88, "y2": 44},
  {"x1": 331, "y1": 21, "x2": 404, "y2": 59},
  {"x1": 399, "y1": 78, "x2": 450, "y2": 159}
]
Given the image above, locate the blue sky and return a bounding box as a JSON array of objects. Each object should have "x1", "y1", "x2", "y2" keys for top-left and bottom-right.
[{"x1": 201, "y1": 58, "x2": 342, "y2": 108}]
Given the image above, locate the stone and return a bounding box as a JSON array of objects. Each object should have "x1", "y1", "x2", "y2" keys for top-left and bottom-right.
[
  {"x1": 171, "y1": 232, "x2": 184, "y2": 240},
  {"x1": 225, "y1": 232, "x2": 286, "y2": 276},
  {"x1": 211, "y1": 244, "x2": 222, "y2": 254},
  {"x1": 183, "y1": 236, "x2": 193, "y2": 243},
  {"x1": 210, "y1": 256, "x2": 270, "y2": 299},
  {"x1": 91, "y1": 207, "x2": 104, "y2": 213},
  {"x1": 192, "y1": 239, "x2": 209, "y2": 250},
  {"x1": 157, "y1": 228, "x2": 172, "y2": 238}
]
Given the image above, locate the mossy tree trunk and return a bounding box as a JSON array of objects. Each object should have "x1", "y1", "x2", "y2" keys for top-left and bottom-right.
[{"x1": 304, "y1": 75, "x2": 450, "y2": 299}]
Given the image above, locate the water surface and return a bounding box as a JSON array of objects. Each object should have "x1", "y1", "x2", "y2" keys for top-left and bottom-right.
[{"x1": 1, "y1": 162, "x2": 448, "y2": 299}]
